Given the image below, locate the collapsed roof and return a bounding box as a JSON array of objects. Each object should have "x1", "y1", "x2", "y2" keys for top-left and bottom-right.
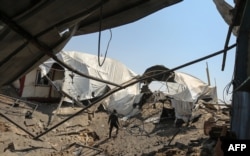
[
  {"x1": 39, "y1": 51, "x2": 140, "y2": 102},
  {"x1": 141, "y1": 65, "x2": 175, "y2": 84},
  {"x1": 0, "y1": 0, "x2": 182, "y2": 87},
  {"x1": 142, "y1": 65, "x2": 218, "y2": 122},
  {"x1": 10, "y1": 50, "x2": 143, "y2": 118},
  {"x1": 142, "y1": 65, "x2": 218, "y2": 103}
]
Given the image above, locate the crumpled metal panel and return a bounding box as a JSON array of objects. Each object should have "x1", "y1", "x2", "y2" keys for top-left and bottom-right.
[{"x1": 0, "y1": 0, "x2": 182, "y2": 87}]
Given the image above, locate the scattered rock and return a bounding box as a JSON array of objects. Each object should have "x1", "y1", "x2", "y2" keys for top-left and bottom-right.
[{"x1": 24, "y1": 119, "x2": 35, "y2": 126}]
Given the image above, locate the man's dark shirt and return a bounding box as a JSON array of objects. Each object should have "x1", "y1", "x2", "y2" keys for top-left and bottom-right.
[{"x1": 108, "y1": 113, "x2": 119, "y2": 126}]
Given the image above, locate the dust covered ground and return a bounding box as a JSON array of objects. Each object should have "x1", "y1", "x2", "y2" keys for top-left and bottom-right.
[{"x1": 0, "y1": 87, "x2": 230, "y2": 156}]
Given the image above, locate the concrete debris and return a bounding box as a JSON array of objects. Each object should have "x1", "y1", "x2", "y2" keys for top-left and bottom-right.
[{"x1": 24, "y1": 120, "x2": 35, "y2": 127}]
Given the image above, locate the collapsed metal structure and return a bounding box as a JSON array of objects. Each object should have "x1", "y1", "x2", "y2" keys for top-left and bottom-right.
[
  {"x1": 0, "y1": 0, "x2": 250, "y2": 141},
  {"x1": 214, "y1": 0, "x2": 250, "y2": 139},
  {"x1": 0, "y1": 0, "x2": 182, "y2": 87},
  {"x1": 0, "y1": 44, "x2": 236, "y2": 140}
]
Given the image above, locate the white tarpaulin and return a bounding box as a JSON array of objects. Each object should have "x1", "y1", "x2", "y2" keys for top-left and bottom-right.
[
  {"x1": 172, "y1": 72, "x2": 217, "y2": 102},
  {"x1": 14, "y1": 53, "x2": 217, "y2": 119},
  {"x1": 169, "y1": 71, "x2": 217, "y2": 122},
  {"x1": 39, "y1": 51, "x2": 141, "y2": 116}
]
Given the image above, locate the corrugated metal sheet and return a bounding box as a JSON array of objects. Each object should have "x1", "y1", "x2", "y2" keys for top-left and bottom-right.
[
  {"x1": 231, "y1": 92, "x2": 250, "y2": 139},
  {"x1": 231, "y1": 0, "x2": 250, "y2": 139},
  {"x1": 0, "y1": 0, "x2": 182, "y2": 87}
]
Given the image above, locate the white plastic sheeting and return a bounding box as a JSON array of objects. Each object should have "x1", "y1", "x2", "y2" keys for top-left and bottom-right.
[
  {"x1": 171, "y1": 99, "x2": 193, "y2": 123},
  {"x1": 40, "y1": 52, "x2": 90, "y2": 100},
  {"x1": 108, "y1": 93, "x2": 143, "y2": 118},
  {"x1": 14, "y1": 51, "x2": 217, "y2": 119},
  {"x1": 39, "y1": 51, "x2": 141, "y2": 116},
  {"x1": 173, "y1": 72, "x2": 217, "y2": 102},
  {"x1": 169, "y1": 71, "x2": 217, "y2": 122}
]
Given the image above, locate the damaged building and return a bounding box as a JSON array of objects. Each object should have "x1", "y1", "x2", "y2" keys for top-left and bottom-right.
[{"x1": 0, "y1": 0, "x2": 250, "y2": 156}]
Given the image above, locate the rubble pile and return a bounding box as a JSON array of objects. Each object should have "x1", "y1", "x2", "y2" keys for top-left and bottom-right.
[{"x1": 0, "y1": 92, "x2": 230, "y2": 156}]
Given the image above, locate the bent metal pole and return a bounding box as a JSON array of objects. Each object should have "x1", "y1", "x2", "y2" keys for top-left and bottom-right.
[
  {"x1": 33, "y1": 77, "x2": 139, "y2": 140},
  {"x1": 0, "y1": 113, "x2": 36, "y2": 138}
]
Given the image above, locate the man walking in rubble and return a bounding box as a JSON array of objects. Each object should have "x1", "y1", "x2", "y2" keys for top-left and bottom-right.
[{"x1": 108, "y1": 109, "x2": 120, "y2": 138}]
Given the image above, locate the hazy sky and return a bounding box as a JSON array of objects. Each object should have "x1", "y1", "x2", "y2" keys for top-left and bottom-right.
[{"x1": 64, "y1": 0, "x2": 236, "y2": 102}]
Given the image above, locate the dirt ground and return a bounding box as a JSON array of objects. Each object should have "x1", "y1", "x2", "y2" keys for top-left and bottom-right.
[{"x1": 0, "y1": 87, "x2": 230, "y2": 156}]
